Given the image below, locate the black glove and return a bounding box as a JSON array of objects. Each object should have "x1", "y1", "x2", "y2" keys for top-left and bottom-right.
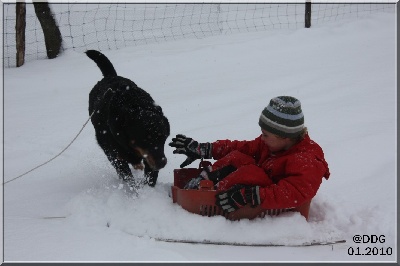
[
  {"x1": 169, "y1": 134, "x2": 212, "y2": 168},
  {"x1": 207, "y1": 165, "x2": 236, "y2": 184},
  {"x1": 215, "y1": 185, "x2": 261, "y2": 213}
]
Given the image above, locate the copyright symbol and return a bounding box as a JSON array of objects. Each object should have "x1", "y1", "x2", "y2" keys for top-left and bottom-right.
[{"x1": 353, "y1": 235, "x2": 362, "y2": 243}]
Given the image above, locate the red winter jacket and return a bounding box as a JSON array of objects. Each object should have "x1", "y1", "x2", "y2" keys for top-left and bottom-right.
[{"x1": 211, "y1": 134, "x2": 330, "y2": 210}]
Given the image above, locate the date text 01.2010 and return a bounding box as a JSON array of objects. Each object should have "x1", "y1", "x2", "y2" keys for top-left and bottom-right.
[{"x1": 348, "y1": 247, "x2": 392, "y2": 256}]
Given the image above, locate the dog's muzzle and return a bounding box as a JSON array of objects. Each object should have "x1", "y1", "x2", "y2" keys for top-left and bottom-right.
[
  {"x1": 144, "y1": 154, "x2": 167, "y2": 171},
  {"x1": 134, "y1": 146, "x2": 167, "y2": 171}
]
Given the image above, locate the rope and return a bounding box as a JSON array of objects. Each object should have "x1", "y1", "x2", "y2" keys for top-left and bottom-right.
[{"x1": 4, "y1": 88, "x2": 113, "y2": 185}]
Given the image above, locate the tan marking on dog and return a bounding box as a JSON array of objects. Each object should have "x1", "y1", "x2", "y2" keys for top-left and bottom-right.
[
  {"x1": 132, "y1": 146, "x2": 157, "y2": 170},
  {"x1": 132, "y1": 163, "x2": 144, "y2": 170}
]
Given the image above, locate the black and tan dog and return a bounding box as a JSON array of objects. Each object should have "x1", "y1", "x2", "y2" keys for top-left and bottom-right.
[{"x1": 86, "y1": 50, "x2": 170, "y2": 187}]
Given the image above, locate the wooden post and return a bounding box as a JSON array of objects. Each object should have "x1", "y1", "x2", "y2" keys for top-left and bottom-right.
[
  {"x1": 305, "y1": 1, "x2": 312, "y2": 28},
  {"x1": 16, "y1": 2, "x2": 26, "y2": 67}
]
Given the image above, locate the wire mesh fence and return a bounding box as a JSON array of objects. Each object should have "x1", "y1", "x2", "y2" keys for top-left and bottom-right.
[{"x1": 3, "y1": 3, "x2": 395, "y2": 68}]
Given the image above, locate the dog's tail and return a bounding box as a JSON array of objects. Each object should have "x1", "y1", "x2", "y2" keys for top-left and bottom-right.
[{"x1": 86, "y1": 50, "x2": 117, "y2": 78}]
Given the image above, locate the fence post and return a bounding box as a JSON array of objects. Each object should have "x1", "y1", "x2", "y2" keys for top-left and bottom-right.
[
  {"x1": 16, "y1": 2, "x2": 26, "y2": 67},
  {"x1": 305, "y1": 1, "x2": 312, "y2": 28}
]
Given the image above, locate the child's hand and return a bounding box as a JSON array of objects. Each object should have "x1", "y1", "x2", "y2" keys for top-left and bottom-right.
[
  {"x1": 215, "y1": 185, "x2": 261, "y2": 212},
  {"x1": 169, "y1": 134, "x2": 212, "y2": 168}
]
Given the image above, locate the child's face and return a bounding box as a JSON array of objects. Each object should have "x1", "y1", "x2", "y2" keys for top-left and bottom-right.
[{"x1": 261, "y1": 129, "x2": 293, "y2": 153}]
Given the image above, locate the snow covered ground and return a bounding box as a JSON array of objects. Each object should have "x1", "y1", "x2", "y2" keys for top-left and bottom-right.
[{"x1": 2, "y1": 10, "x2": 397, "y2": 262}]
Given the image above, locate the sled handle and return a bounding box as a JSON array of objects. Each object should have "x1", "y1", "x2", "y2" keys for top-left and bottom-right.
[{"x1": 199, "y1": 160, "x2": 212, "y2": 169}]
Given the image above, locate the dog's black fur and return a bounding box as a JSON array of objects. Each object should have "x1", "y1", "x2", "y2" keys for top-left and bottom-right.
[{"x1": 86, "y1": 50, "x2": 170, "y2": 187}]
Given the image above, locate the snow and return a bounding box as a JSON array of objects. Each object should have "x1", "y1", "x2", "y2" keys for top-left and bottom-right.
[{"x1": 2, "y1": 11, "x2": 397, "y2": 262}]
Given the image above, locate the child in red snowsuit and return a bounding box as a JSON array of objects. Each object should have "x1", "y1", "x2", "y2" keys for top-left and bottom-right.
[{"x1": 169, "y1": 96, "x2": 330, "y2": 213}]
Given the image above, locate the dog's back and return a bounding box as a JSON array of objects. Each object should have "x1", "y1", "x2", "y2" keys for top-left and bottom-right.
[
  {"x1": 86, "y1": 50, "x2": 126, "y2": 115},
  {"x1": 86, "y1": 50, "x2": 151, "y2": 118}
]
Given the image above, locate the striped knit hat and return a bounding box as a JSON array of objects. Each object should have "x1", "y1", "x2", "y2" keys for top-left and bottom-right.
[{"x1": 258, "y1": 96, "x2": 304, "y2": 138}]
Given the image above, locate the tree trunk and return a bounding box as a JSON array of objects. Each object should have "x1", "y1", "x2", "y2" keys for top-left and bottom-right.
[
  {"x1": 16, "y1": 3, "x2": 26, "y2": 67},
  {"x1": 33, "y1": 2, "x2": 62, "y2": 59}
]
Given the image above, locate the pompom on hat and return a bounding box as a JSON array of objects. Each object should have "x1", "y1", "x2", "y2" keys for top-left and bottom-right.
[{"x1": 258, "y1": 96, "x2": 304, "y2": 138}]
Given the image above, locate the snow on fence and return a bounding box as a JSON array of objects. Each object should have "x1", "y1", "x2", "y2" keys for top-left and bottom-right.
[{"x1": 3, "y1": 3, "x2": 394, "y2": 68}]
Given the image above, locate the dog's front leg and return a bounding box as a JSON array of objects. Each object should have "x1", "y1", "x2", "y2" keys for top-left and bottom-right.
[
  {"x1": 114, "y1": 160, "x2": 134, "y2": 182},
  {"x1": 105, "y1": 151, "x2": 133, "y2": 181},
  {"x1": 143, "y1": 161, "x2": 159, "y2": 187}
]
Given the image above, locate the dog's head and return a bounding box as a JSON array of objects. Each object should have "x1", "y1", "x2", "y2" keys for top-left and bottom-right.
[
  {"x1": 129, "y1": 112, "x2": 170, "y2": 170},
  {"x1": 110, "y1": 107, "x2": 170, "y2": 171}
]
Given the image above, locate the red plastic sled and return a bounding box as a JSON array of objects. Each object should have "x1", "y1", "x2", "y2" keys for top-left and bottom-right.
[{"x1": 171, "y1": 161, "x2": 311, "y2": 221}]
